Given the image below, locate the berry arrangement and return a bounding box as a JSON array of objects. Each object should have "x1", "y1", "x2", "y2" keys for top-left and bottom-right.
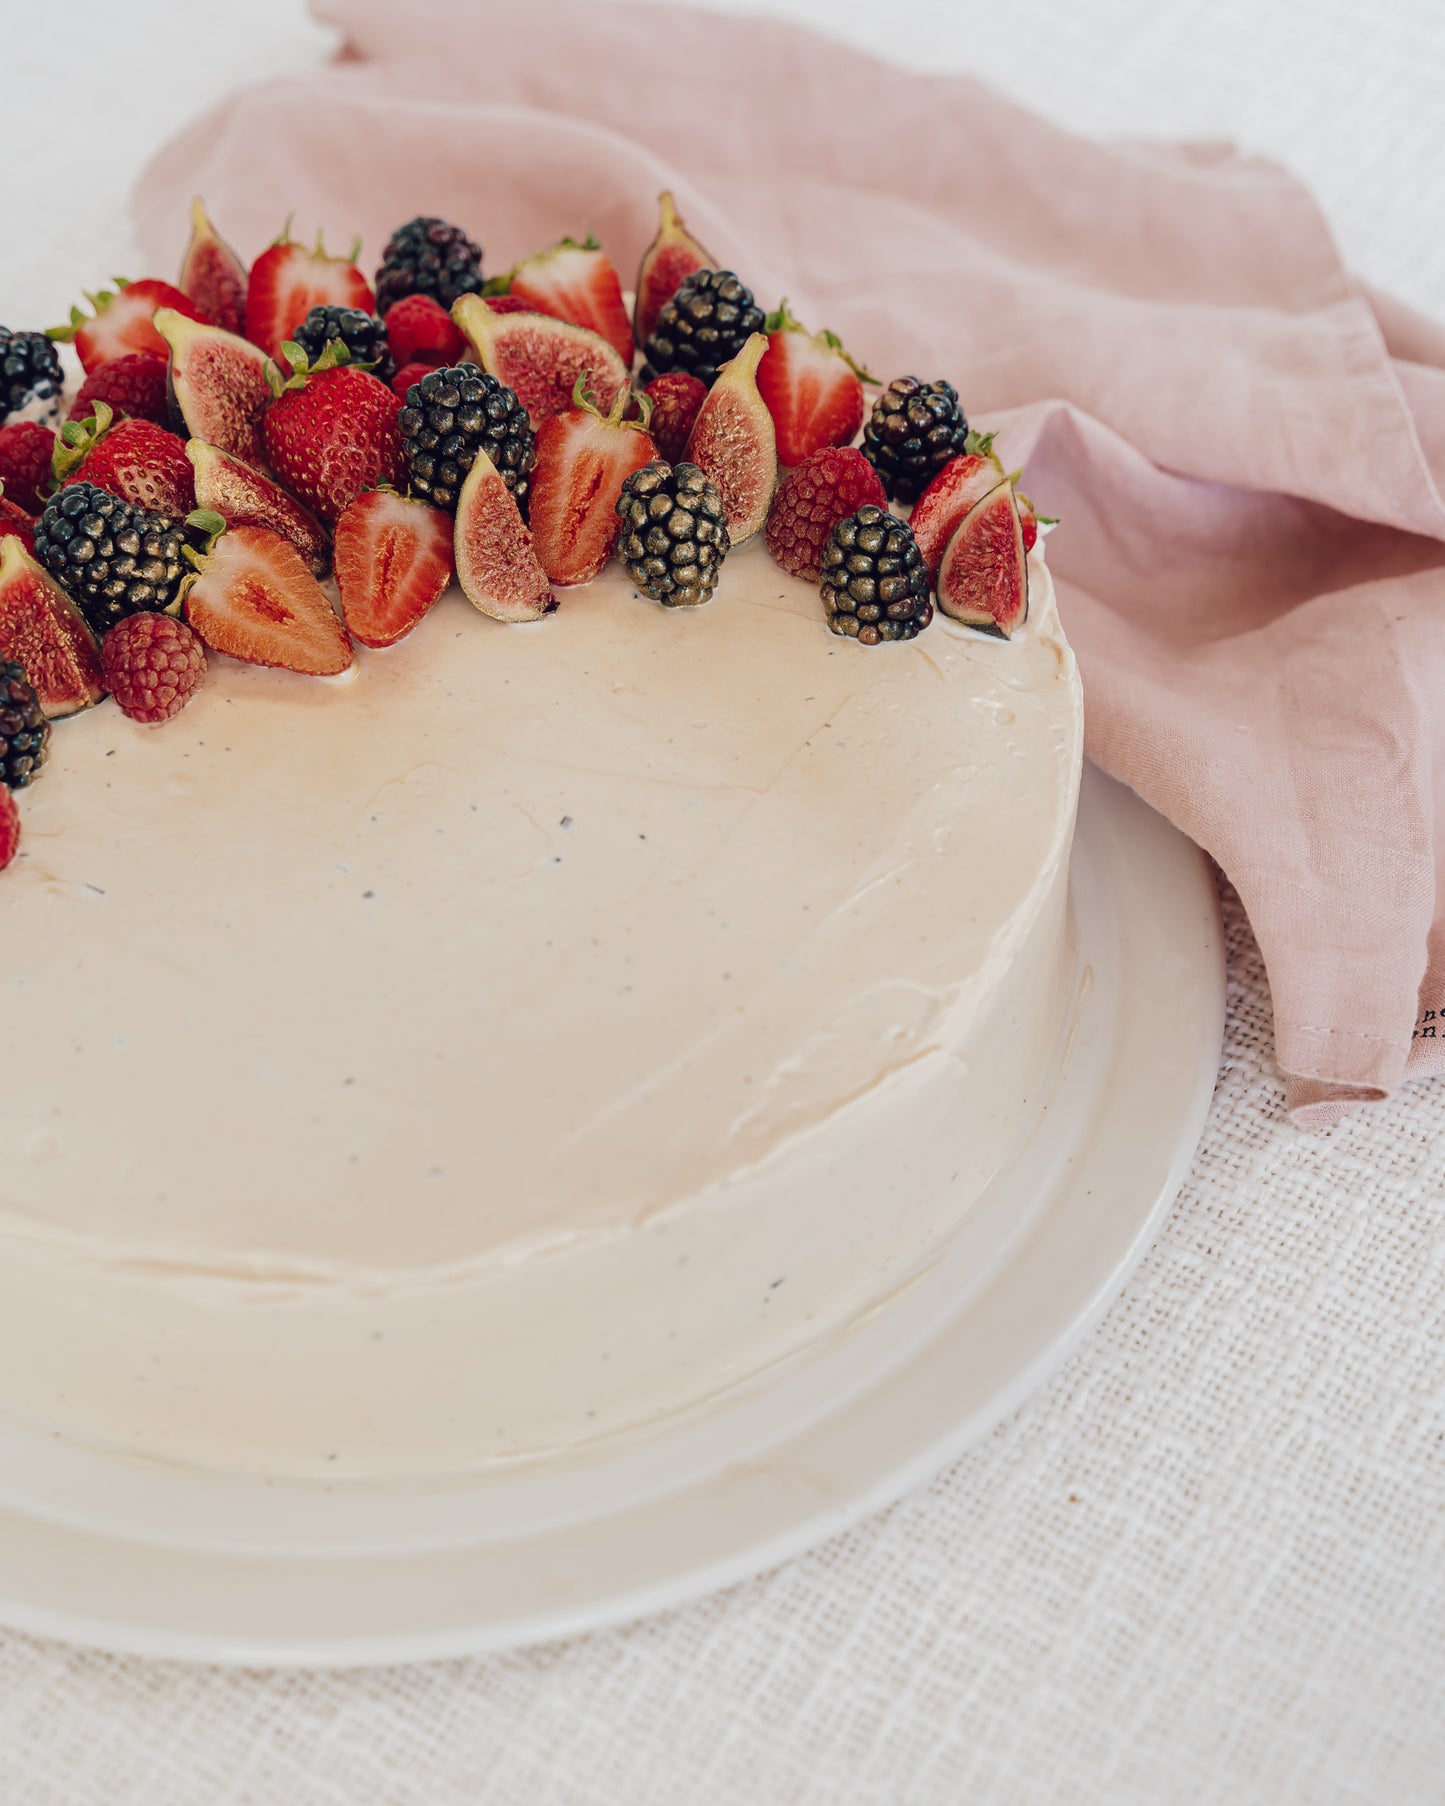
[{"x1": 0, "y1": 190, "x2": 1050, "y2": 873}]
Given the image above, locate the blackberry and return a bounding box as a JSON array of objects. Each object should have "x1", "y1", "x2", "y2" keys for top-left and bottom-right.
[
  {"x1": 0, "y1": 662, "x2": 49, "y2": 789},
  {"x1": 0, "y1": 327, "x2": 64, "y2": 426},
  {"x1": 398, "y1": 365, "x2": 534, "y2": 514},
  {"x1": 641, "y1": 270, "x2": 765, "y2": 389},
  {"x1": 33, "y1": 483, "x2": 190, "y2": 637},
  {"x1": 375, "y1": 217, "x2": 484, "y2": 317},
  {"x1": 861, "y1": 377, "x2": 970, "y2": 504},
  {"x1": 615, "y1": 460, "x2": 729, "y2": 608},
  {"x1": 290, "y1": 305, "x2": 394, "y2": 383},
  {"x1": 819, "y1": 506, "x2": 933, "y2": 645}
]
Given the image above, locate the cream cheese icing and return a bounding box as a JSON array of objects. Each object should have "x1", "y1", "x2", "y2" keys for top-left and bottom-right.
[{"x1": 0, "y1": 538, "x2": 1081, "y2": 1477}]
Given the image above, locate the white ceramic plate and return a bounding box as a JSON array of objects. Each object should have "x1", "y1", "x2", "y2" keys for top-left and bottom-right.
[{"x1": 0, "y1": 764, "x2": 1223, "y2": 1666}]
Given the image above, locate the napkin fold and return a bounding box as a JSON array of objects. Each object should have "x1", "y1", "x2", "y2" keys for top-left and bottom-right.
[{"x1": 133, "y1": 0, "x2": 1445, "y2": 1122}]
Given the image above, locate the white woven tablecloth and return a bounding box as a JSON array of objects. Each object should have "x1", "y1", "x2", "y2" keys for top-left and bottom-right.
[{"x1": 4, "y1": 3, "x2": 1445, "y2": 1800}]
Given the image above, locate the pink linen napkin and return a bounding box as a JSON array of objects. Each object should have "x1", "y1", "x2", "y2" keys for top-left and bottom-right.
[{"x1": 133, "y1": 0, "x2": 1445, "y2": 1124}]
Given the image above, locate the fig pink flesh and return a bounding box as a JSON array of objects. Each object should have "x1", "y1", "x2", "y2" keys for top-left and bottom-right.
[
  {"x1": 684, "y1": 332, "x2": 777, "y2": 547},
  {"x1": 454, "y1": 451, "x2": 557, "y2": 622},
  {"x1": 936, "y1": 479, "x2": 1028, "y2": 638},
  {"x1": 453, "y1": 296, "x2": 627, "y2": 426}
]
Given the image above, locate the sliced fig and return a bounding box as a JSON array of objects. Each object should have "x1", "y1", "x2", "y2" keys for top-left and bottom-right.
[
  {"x1": 904, "y1": 441, "x2": 1003, "y2": 578},
  {"x1": 187, "y1": 440, "x2": 331, "y2": 576},
  {"x1": 155, "y1": 309, "x2": 271, "y2": 469},
  {"x1": 683, "y1": 332, "x2": 777, "y2": 547},
  {"x1": 0, "y1": 536, "x2": 106, "y2": 717},
  {"x1": 178, "y1": 197, "x2": 248, "y2": 335},
  {"x1": 935, "y1": 479, "x2": 1029, "y2": 639},
  {"x1": 454, "y1": 449, "x2": 556, "y2": 623},
  {"x1": 184, "y1": 523, "x2": 353, "y2": 676},
  {"x1": 634, "y1": 190, "x2": 715, "y2": 350},
  {"x1": 452, "y1": 294, "x2": 628, "y2": 427}
]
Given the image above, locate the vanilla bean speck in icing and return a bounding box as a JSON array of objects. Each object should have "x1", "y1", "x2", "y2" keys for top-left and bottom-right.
[{"x1": 0, "y1": 541, "x2": 1081, "y2": 1477}]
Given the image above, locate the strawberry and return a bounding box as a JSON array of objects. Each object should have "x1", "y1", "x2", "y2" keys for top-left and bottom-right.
[
  {"x1": 0, "y1": 491, "x2": 36, "y2": 554},
  {"x1": 53, "y1": 403, "x2": 196, "y2": 518},
  {"x1": 0, "y1": 422, "x2": 56, "y2": 515},
  {"x1": 755, "y1": 299, "x2": 871, "y2": 468},
  {"x1": 262, "y1": 341, "x2": 405, "y2": 525},
  {"x1": 334, "y1": 488, "x2": 453, "y2": 648},
  {"x1": 391, "y1": 359, "x2": 437, "y2": 399},
  {"x1": 184, "y1": 521, "x2": 353, "y2": 675},
  {"x1": 384, "y1": 293, "x2": 465, "y2": 371},
  {"x1": 528, "y1": 379, "x2": 657, "y2": 587},
  {"x1": 49, "y1": 279, "x2": 205, "y2": 375},
  {"x1": 642, "y1": 371, "x2": 706, "y2": 464},
  {"x1": 244, "y1": 224, "x2": 375, "y2": 361},
  {"x1": 935, "y1": 479, "x2": 1029, "y2": 639},
  {"x1": 0, "y1": 784, "x2": 18, "y2": 871},
  {"x1": 67, "y1": 352, "x2": 170, "y2": 427},
  {"x1": 505, "y1": 235, "x2": 633, "y2": 367}
]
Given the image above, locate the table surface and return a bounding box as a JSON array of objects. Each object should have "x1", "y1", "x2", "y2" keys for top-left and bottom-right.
[{"x1": 4, "y1": 3, "x2": 1444, "y2": 1802}]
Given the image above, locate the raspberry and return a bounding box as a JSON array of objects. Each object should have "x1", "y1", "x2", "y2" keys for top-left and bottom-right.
[
  {"x1": 0, "y1": 420, "x2": 56, "y2": 515},
  {"x1": 384, "y1": 293, "x2": 466, "y2": 370},
  {"x1": 67, "y1": 353, "x2": 171, "y2": 428},
  {"x1": 643, "y1": 371, "x2": 706, "y2": 464},
  {"x1": 391, "y1": 359, "x2": 438, "y2": 400},
  {"x1": 0, "y1": 785, "x2": 18, "y2": 872},
  {"x1": 102, "y1": 612, "x2": 207, "y2": 724},
  {"x1": 765, "y1": 446, "x2": 888, "y2": 583}
]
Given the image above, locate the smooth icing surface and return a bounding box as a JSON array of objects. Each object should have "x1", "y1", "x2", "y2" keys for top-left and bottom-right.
[{"x1": 0, "y1": 539, "x2": 1081, "y2": 1477}]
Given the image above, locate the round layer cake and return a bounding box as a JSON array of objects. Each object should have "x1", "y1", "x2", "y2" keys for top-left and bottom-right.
[{"x1": 0, "y1": 538, "x2": 1080, "y2": 1477}]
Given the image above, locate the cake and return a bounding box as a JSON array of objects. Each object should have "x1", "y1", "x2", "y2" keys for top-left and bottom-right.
[{"x1": 0, "y1": 201, "x2": 1082, "y2": 1479}]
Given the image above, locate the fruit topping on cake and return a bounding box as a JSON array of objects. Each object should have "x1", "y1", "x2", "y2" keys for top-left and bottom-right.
[
  {"x1": 187, "y1": 440, "x2": 331, "y2": 577},
  {"x1": 502, "y1": 235, "x2": 634, "y2": 366},
  {"x1": 0, "y1": 537, "x2": 105, "y2": 717},
  {"x1": 861, "y1": 376, "x2": 971, "y2": 504},
  {"x1": 641, "y1": 269, "x2": 766, "y2": 390},
  {"x1": 49, "y1": 281, "x2": 204, "y2": 374},
  {"x1": 375, "y1": 216, "x2": 485, "y2": 316},
  {"x1": 633, "y1": 190, "x2": 716, "y2": 351},
  {"x1": 454, "y1": 451, "x2": 556, "y2": 623},
  {"x1": 529, "y1": 379, "x2": 658, "y2": 587},
  {"x1": 183, "y1": 520, "x2": 353, "y2": 674},
  {"x1": 1, "y1": 327, "x2": 65, "y2": 425},
  {"x1": 642, "y1": 371, "x2": 706, "y2": 464},
  {"x1": 0, "y1": 422, "x2": 57, "y2": 515},
  {"x1": 244, "y1": 225, "x2": 375, "y2": 361},
  {"x1": 616, "y1": 459, "x2": 730, "y2": 608},
  {"x1": 755, "y1": 300, "x2": 872, "y2": 468},
  {"x1": 683, "y1": 332, "x2": 777, "y2": 546},
  {"x1": 452, "y1": 295, "x2": 628, "y2": 426},
  {"x1": 384, "y1": 293, "x2": 466, "y2": 372},
  {"x1": 32, "y1": 483, "x2": 192, "y2": 636},
  {"x1": 765, "y1": 445, "x2": 887, "y2": 582},
  {"x1": 935, "y1": 478, "x2": 1029, "y2": 638},
  {"x1": 289, "y1": 304, "x2": 395, "y2": 384},
  {"x1": 0, "y1": 661, "x2": 50, "y2": 787},
  {"x1": 0, "y1": 783, "x2": 19, "y2": 870},
  {"x1": 102, "y1": 611, "x2": 207, "y2": 723},
  {"x1": 0, "y1": 489, "x2": 36, "y2": 555},
  {"x1": 178, "y1": 197, "x2": 248, "y2": 335},
  {"x1": 155, "y1": 309, "x2": 272, "y2": 469},
  {"x1": 333, "y1": 487, "x2": 453, "y2": 648},
  {"x1": 53, "y1": 403, "x2": 197, "y2": 518},
  {"x1": 66, "y1": 352, "x2": 171, "y2": 428},
  {"x1": 262, "y1": 341, "x2": 405, "y2": 525},
  {"x1": 397, "y1": 364, "x2": 535, "y2": 515},
  {"x1": 909, "y1": 437, "x2": 1011, "y2": 576},
  {"x1": 819, "y1": 505, "x2": 932, "y2": 645}
]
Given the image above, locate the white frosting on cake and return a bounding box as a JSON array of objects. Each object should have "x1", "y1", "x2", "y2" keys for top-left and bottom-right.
[{"x1": 0, "y1": 540, "x2": 1081, "y2": 1477}]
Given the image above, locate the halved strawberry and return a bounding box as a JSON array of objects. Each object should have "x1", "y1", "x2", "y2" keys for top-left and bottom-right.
[
  {"x1": 183, "y1": 521, "x2": 353, "y2": 675},
  {"x1": 49, "y1": 279, "x2": 205, "y2": 375},
  {"x1": 505, "y1": 236, "x2": 633, "y2": 367},
  {"x1": 529, "y1": 379, "x2": 658, "y2": 586},
  {"x1": 454, "y1": 452, "x2": 555, "y2": 623},
  {"x1": 935, "y1": 479, "x2": 1029, "y2": 638},
  {"x1": 333, "y1": 489, "x2": 453, "y2": 648},
  {"x1": 755, "y1": 300, "x2": 871, "y2": 468},
  {"x1": 384, "y1": 293, "x2": 465, "y2": 371},
  {"x1": 245, "y1": 224, "x2": 375, "y2": 361},
  {"x1": 909, "y1": 440, "x2": 1006, "y2": 578}
]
